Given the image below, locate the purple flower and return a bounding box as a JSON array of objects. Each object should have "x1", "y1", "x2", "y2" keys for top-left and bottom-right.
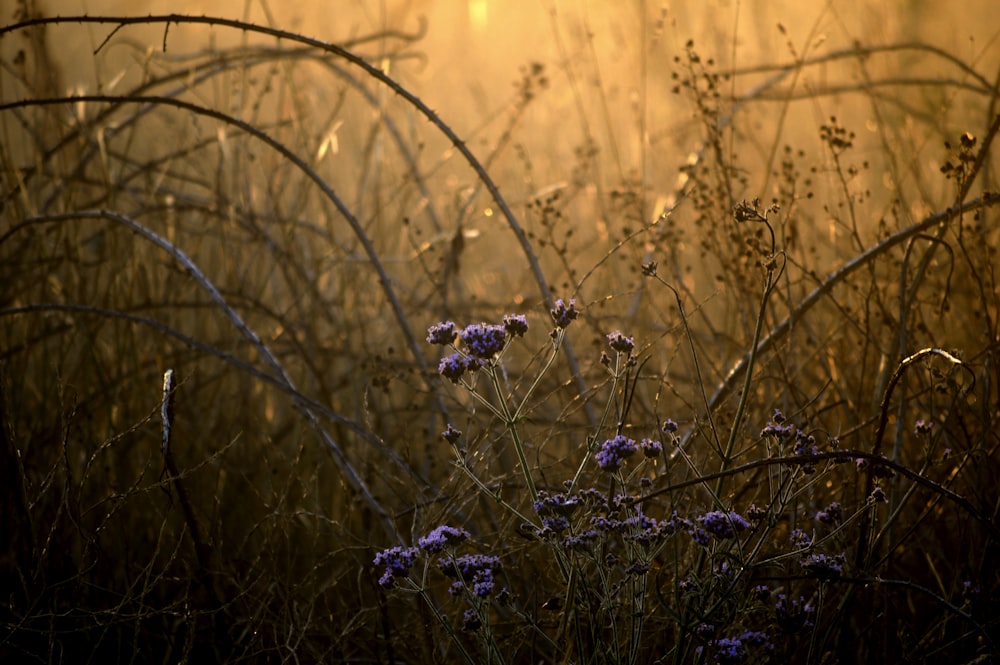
[
  {"x1": 789, "y1": 528, "x2": 812, "y2": 549},
  {"x1": 439, "y1": 553, "x2": 502, "y2": 598},
  {"x1": 561, "y1": 529, "x2": 600, "y2": 551},
  {"x1": 915, "y1": 419, "x2": 934, "y2": 435},
  {"x1": 438, "y1": 353, "x2": 483, "y2": 383},
  {"x1": 751, "y1": 584, "x2": 771, "y2": 602},
  {"x1": 662, "y1": 418, "x2": 679, "y2": 434},
  {"x1": 606, "y1": 330, "x2": 634, "y2": 354},
  {"x1": 502, "y1": 313, "x2": 529, "y2": 337},
  {"x1": 595, "y1": 434, "x2": 638, "y2": 471},
  {"x1": 462, "y1": 608, "x2": 481, "y2": 631},
  {"x1": 700, "y1": 636, "x2": 747, "y2": 664},
  {"x1": 373, "y1": 546, "x2": 419, "y2": 588},
  {"x1": 540, "y1": 516, "x2": 570, "y2": 534},
  {"x1": 533, "y1": 490, "x2": 581, "y2": 517},
  {"x1": 419, "y1": 525, "x2": 471, "y2": 553},
  {"x1": 774, "y1": 593, "x2": 815, "y2": 633},
  {"x1": 550, "y1": 298, "x2": 579, "y2": 328},
  {"x1": 869, "y1": 485, "x2": 888, "y2": 503},
  {"x1": 816, "y1": 501, "x2": 843, "y2": 524},
  {"x1": 640, "y1": 438, "x2": 663, "y2": 458},
  {"x1": 739, "y1": 629, "x2": 774, "y2": 650},
  {"x1": 442, "y1": 424, "x2": 462, "y2": 445},
  {"x1": 800, "y1": 552, "x2": 846, "y2": 579},
  {"x1": 697, "y1": 510, "x2": 750, "y2": 540},
  {"x1": 460, "y1": 323, "x2": 507, "y2": 358},
  {"x1": 426, "y1": 320, "x2": 457, "y2": 345},
  {"x1": 761, "y1": 411, "x2": 795, "y2": 439}
]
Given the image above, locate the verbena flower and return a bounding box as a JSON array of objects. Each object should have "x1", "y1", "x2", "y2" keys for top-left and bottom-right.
[
  {"x1": 442, "y1": 424, "x2": 462, "y2": 445},
  {"x1": 915, "y1": 419, "x2": 934, "y2": 435},
  {"x1": 533, "y1": 490, "x2": 581, "y2": 517},
  {"x1": 502, "y1": 313, "x2": 529, "y2": 337},
  {"x1": 460, "y1": 323, "x2": 507, "y2": 359},
  {"x1": 662, "y1": 418, "x2": 679, "y2": 434},
  {"x1": 739, "y1": 629, "x2": 774, "y2": 650},
  {"x1": 438, "y1": 353, "x2": 483, "y2": 383},
  {"x1": 606, "y1": 330, "x2": 634, "y2": 354},
  {"x1": 816, "y1": 501, "x2": 843, "y2": 524},
  {"x1": 561, "y1": 529, "x2": 601, "y2": 551},
  {"x1": 640, "y1": 437, "x2": 663, "y2": 458},
  {"x1": 869, "y1": 485, "x2": 888, "y2": 503},
  {"x1": 697, "y1": 510, "x2": 750, "y2": 540},
  {"x1": 373, "y1": 546, "x2": 419, "y2": 588},
  {"x1": 761, "y1": 410, "x2": 795, "y2": 439},
  {"x1": 426, "y1": 320, "x2": 457, "y2": 345},
  {"x1": 439, "y1": 553, "x2": 502, "y2": 598},
  {"x1": 789, "y1": 527, "x2": 812, "y2": 549},
  {"x1": 800, "y1": 552, "x2": 846, "y2": 579},
  {"x1": 540, "y1": 516, "x2": 570, "y2": 534},
  {"x1": 419, "y1": 525, "x2": 471, "y2": 553},
  {"x1": 697, "y1": 636, "x2": 747, "y2": 665},
  {"x1": 461, "y1": 607, "x2": 481, "y2": 631},
  {"x1": 774, "y1": 594, "x2": 815, "y2": 633},
  {"x1": 550, "y1": 298, "x2": 579, "y2": 328},
  {"x1": 595, "y1": 434, "x2": 638, "y2": 471}
]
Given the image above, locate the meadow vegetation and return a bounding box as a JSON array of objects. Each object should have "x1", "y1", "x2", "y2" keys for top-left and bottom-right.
[{"x1": 1, "y1": 2, "x2": 998, "y2": 662}]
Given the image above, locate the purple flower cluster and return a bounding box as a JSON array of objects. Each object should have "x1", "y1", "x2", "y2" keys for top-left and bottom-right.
[
  {"x1": 696, "y1": 630, "x2": 774, "y2": 665},
  {"x1": 606, "y1": 330, "x2": 634, "y2": 354},
  {"x1": 460, "y1": 323, "x2": 507, "y2": 359},
  {"x1": 373, "y1": 546, "x2": 419, "y2": 588},
  {"x1": 789, "y1": 528, "x2": 812, "y2": 549},
  {"x1": 442, "y1": 423, "x2": 462, "y2": 445},
  {"x1": 760, "y1": 408, "x2": 795, "y2": 439},
  {"x1": 560, "y1": 529, "x2": 601, "y2": 551},
  {"x1": 595, "y1": 434, "x2": 638, "y2": 471},
  {"x1": 816, "y1": 501, "x2": 843, "y2": 524},
  {"x1": 550, "y1": 298, "x2": 579, "y2": 328},
  {"x1": 774, "y1": 594, "x2": 815, "y2": 633},
  {"x1": 914, "y1": 419, "x2": 934, "y2": 435},
  {"x1": 696, "y1": 510, "x2": 750, "y2": 541},
  {"x1": 461, "y1": 607, "x2": 481, "y2": 631},
  {"x1": 426, "y1": 320, "x2": 457, "y2": 345},
  {"x1": 662, "y1": 418, "x2": 679, "y2": 434},
  {"x1": 533, "y1": 490, "x2": 582, "y2": 517},
  {"x1": 800, "y1": 552, "x2": 846, "y2": 579},
  {"x1": 439, "y1": 553, "x2": 502, "y2": 598},
  {"x1": 438, "y1": 353, "x2": 483, "y2": 383},
  {"x1": 639, "y1": 437, "x2": 663, "y2": 458},
  {"x1": 419, "y1": 525, "x2": 471, "y2": 553},
  {"x1": 502, "y1": 313, "x2": 529, "y2": 337}
]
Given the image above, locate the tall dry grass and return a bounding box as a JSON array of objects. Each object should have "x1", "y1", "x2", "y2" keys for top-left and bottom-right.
[{"x1": 1, "y1": 2, "x2": 998, "y2": 662}]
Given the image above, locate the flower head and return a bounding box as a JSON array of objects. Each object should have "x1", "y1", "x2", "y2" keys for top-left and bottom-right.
[
  {"x1": 438, "y1": 353, "x2": 483, "y2": 383},
  {"x1": 460, "y1": 323, "x2": 507, "y2": 359},
  {"x1": 419, "y1": 525, "x2": 471, "y2": 553},
  {"x1": 640, "y1": 437, "x2": 663, "y2": 458},
  {"x1": 373, "y1": 546, "x2": 419, "y2": 588},
  {"x1": 439, "y1": 553, "x2": 502, "y2": 598},
  {"x1": 502, "y1": 313, "x2": 529, "y2": 337},
  {"x1": 550, "y1": 298, "x2": 579, "y2": 329},
  {"x1": 789, "y1": 528, "x2": 812, "y2": 549},
  {"x1": 697, "y1": 510, "x2": 750, "y2": 540},
  {"x1": 800, "y1": 552, "x2": 846, "y2": 579},
  {"x1": 595, "y1": 434, "x2": 638, "y2": 471},
  {"x1": 426, "y1": 320, "x2": 457, "y2": 345},
  {"x1": 816, "y1": 501, "x2": 843, "y2": 524},
  {"x1": 442, "y1": 424, "x2": 462, "y2": 445},
  {"x1": 775, "y1": 594, "x2": 815, "y2": 633},
  {"x1": 606, "y1": 330, "x2": 635, "y2": 354}
]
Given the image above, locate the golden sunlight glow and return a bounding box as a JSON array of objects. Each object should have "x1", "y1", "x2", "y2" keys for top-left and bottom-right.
[{"x1": 469, "y1": 0, "x2": 488, "y2": 32}]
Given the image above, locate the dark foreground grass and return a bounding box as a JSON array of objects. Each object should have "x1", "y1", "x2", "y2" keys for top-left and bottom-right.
[{"x1": 1, "y1": 7, "x2": 999, "y2": 664}]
